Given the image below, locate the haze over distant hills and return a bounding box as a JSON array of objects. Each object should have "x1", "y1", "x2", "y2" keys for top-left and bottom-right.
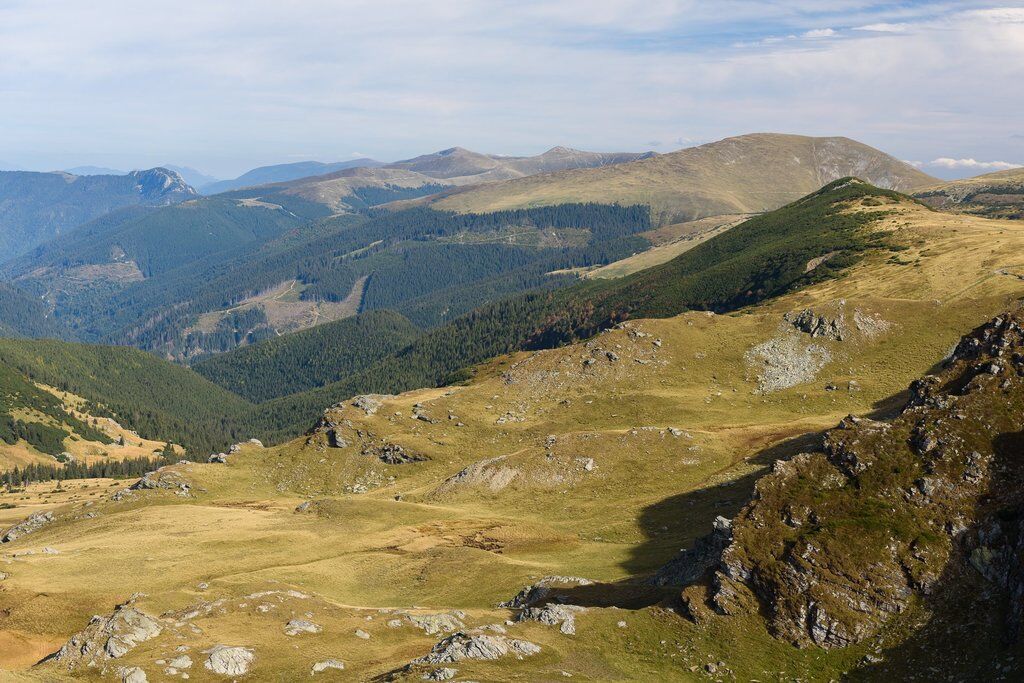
[
  {"x1": 0, "y1": 167, "x2": 196, "y2": 261},
  {"x1": 427, "y1": 133, "x2": 939, "y2": 224},
  {"x1": 200, "y1": 158, "x2": 385, "y2": 194}
]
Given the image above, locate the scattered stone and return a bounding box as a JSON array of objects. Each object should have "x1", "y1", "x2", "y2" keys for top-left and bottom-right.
[
  {"x1": 248, "y1": 438, "x2": 264, "y2": 447},
  {"x1": 1, "y1": 510, "x2": 54, "y2": 543},
  {"x1": 606, "y1": 351, "x2": 620, "y2": 362},
  {"x1": 284, "y1": 619, "x2": 321, "y2": 636},
  {"x1": 745, "y1": 334, "x2": 832, "y2": 393},
  {"x1": 354, "y1": 629, "x2": 371, "y2": 639},
  {"x1": 617, "y1": 621, "x2": 627, "y2": 628},
  {"x1": 434, "y1": 456, "x2": 520, "y2": 495},
  {"x1": 423, "y1": 667, "x2": 457, "y2": 681},
  {"x1": 203, "y1": 645, "x2": 254, "y2": 677},
  {"x1": 311, "y1": 659, "x2": 345, "y2": 674},
  {"x1": 208, "y1": 453, "x2": 228, "y2": 463}
]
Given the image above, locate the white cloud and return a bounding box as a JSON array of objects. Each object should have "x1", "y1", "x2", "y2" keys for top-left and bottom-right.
[
  {"x1": 0, "y1": 1, "x2": 1021, "y2": 175},
  {"x1": 928, "y1": 158, "x2": 1022, "y2": 171},
  {"x1": 854, "y1": 23, "x2": 908, "y2": 33}
]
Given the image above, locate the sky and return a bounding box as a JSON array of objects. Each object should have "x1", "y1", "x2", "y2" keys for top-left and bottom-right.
[{"x1": 1, "y1": 0, "x2": 1022, "y2": 180}]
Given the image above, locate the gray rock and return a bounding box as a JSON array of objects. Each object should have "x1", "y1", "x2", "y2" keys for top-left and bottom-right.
[
  {"x1": 499, "y1": 576, "x2": 593, "y2": 609},
  {"x1": 203, "y1": 645, "x2": 254, "y2": 677},
  {"x1": 284, "y1": 618, "x2": 321, "y2": 636},
  {"x1": 311, "y1": 659, "x2": 345, "y2": 674},
  {"x1": 414, "y1": 632, "x2": 540, "y2": 664},
  {"x1": 352, "y1": 394, "x2": 390, "y2": 415},
  {"x1": 56, "y1": 602, "x2": 162, "y2": 668},
  {"x1": 1, "y1": 510, "x2": 54, "y2": 543},
  {"x1": 515, "y1": 603, "x2": 587, "y2": 635},
  {"x1": 208, "y1": 453, "x2": 228, "y2": 463},
  {"x1": 354, "y1": 629, "x2": 371, "y2": 639},
  {"x1": 120, "y1": 666, "x2": 147, "y2": 683},
  {"x1": 405, "y1": 612, "x2": 465, "y2": 635},
  {"x1": 167, "y1": 654, "x2": 192, "y2": 669},
  {"x1": 423, "y1": 668, "x2": 457, "y2": 681},
  {"x1": 651, "y1": 515, "x2": 733, "y2": 586}
]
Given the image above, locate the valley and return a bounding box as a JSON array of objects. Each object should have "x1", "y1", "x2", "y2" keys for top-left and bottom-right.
[{"x1": 2, "y1": 173, "x2": 1024, "y2": 679}]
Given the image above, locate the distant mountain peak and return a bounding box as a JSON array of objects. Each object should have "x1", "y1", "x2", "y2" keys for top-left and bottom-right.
[{"x1": 129, "y1": 167, "x2": 198, "y2": 201}]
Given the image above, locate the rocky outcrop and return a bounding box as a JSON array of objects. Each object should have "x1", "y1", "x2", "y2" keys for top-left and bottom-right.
[
  {"x1": 432, "y1": 456, "x2": 520, "y2": 496},
  {"x1": 515, "y1": 603, "x2": 587, "y2": 635},
  {"x1": 404, "y1": 612, "x2": 465, "y2": 635},
  {"x1": 499, "y1": 576, "x2": 594, "y2": 609},
  {"x1": 284, "y1": 618, "x2": 321, "y2": 635},
  {"x1": 312, "y1": 659, "x2": 345, "y2": 674},
  {"x1": 414, "y1": 632, "x2": 540, "y2": 664},
  {"x1": 203, "y1": 645, "x2": 254, "y2": 676},
  {"x1": 785, "y1": 308, "x2": 848, "y2": 341},
  {"x1": 55, "y1": 600, "x2": 162, "y2": 668},
  {"x1": 362, "y1": 442, "x2": 428, "y2": 465},
  {"x1": 697, "y1": 311, "x2": 1024, "y2": 648},
  {"x1": 113, "y1": 467, "x2": 194, "y2": 500},
  {"x1": 1, "y1": 510, "x2": 54, "y2": 543},
  {"x1": 651, "y1": 516, "x2": 732, "y2": 587}
]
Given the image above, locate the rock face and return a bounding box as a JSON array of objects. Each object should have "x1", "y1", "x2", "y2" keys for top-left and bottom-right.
[
  {"x1": 515, "y1": 603, "x2": 587, "y2": 635},
  {"x1": 432, "y1": 456, "x2": 520, "y2": 496},
  {"x1": 414, "y1": 632, "x2": 541, "y2": 664},
  {"x1": 499, "y1": 576, "x2": 594, "y2": 609},
  {"x1": 784, "y1": 308, "x2": 848, "y2": 341},
  {"x1": 203, "y1": 645, "x2": 255, "y2": 676},
  {"x1": 114, "y1": 467, "x2": 193, "y2": 500},
  {"x1": 652, "y1": 516, "x2": 732, "y2": 587},
  {"x1": 362, "y1": 442, "x2": 428, "y2": 465},
  {"x1": 56, "y1": 602, "x2": 162, "y2": 668},
  {"x1": 695, "y1": 312, "x2": 1024, "y2": 648},
  {"x1": 1, "y1": 510, "x2": 54, "y2": 543}
]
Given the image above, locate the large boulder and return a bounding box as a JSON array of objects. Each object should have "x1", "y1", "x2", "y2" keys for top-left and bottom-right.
[{"x1": 55, "y1": 601, "x2": 162, "y2": 668}]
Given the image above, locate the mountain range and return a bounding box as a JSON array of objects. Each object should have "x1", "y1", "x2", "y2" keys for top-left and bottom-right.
[
  {"x1": 2, "y1": 165, "x2": 1023, "y2": 678},
  {"x1": 0, "y1": 134, "x2": 939, "y2": 365}
]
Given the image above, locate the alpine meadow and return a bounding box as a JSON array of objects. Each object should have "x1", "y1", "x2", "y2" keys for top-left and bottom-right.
[{"x1": 1, "y1": 2, "x2": 1023, "y2": 681}]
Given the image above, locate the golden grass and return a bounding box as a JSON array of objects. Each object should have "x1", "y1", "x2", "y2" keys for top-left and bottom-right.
[{"x1": 3, "y1": 199, "x2": 1024, "y2": 679}]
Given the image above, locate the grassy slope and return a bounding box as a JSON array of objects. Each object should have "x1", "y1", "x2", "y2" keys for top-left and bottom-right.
[
  {"x1": 430, "y1": 133, "x2": 938, "y2": 224},
  {"x1": 4, "y1": 193, "x2": 1024, "y2": 679},
  {"x1": 915, "y1": 167, "x2": 1024, "y2": 219},
  {"x1": 243, "y1": 179, "x2": 904, "y2": 438}
]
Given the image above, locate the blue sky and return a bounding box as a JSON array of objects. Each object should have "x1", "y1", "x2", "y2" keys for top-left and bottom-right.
[{"x1": 1, "y1": 0, "x2": 1022, "y2": 179}]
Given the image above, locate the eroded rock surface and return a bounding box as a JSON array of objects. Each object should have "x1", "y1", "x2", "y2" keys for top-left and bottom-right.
[{"x1": 56, "y1": 601, "x2": 162, "y2": 668}]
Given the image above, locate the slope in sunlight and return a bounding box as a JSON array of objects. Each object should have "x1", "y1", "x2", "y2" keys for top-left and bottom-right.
[{"x1": 429, "y1": 133, "x2": 938, "y2": 224}]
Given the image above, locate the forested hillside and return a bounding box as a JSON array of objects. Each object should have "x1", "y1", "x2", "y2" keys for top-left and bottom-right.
[
  {"x1": 234, "y1": 178, "x2": 902, "y2": 441},
  {"x1": 11, "y1": 202, "x2": 650, "y2": 360},
  {"x1": 194, "y1": 310, "x2": 421, "y2": 402},
  {"x1": 0, "y1": 339, "x2": 253, "y2": 455},
  {"x1": 0, "y1": 168, "x2": 196, "y2": 260}
]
